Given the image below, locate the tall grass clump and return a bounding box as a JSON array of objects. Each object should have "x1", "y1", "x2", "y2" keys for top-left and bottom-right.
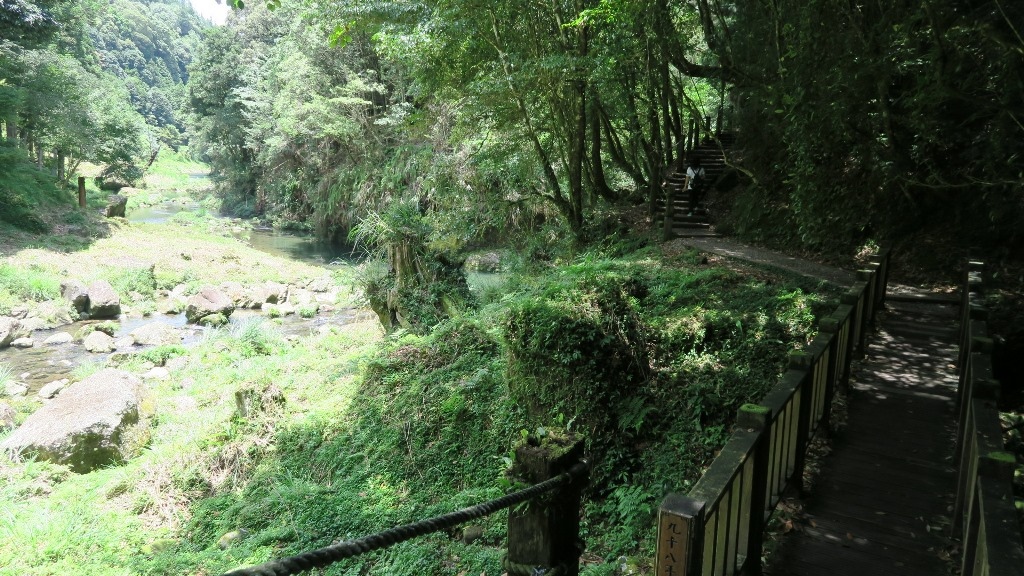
[{"x1": 0, "y1": 263, "x2": 61, "y2": 314}]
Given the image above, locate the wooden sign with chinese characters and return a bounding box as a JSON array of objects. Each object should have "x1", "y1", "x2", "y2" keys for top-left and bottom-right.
[{"x1": 656, "y1": 494, "x2": 705, "y2": 576}]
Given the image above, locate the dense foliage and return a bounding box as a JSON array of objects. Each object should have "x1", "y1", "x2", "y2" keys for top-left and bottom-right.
[
  {"x1": 187, "y1": 1, "x2": 722, "y2": 243},
  {"x1": 701, "y1": 1, "x2": 1024, "y2": 255},
  {"x1": 0, "y1": 0, "x2": 205, "y2": 231},
  {"x1": 185, "y1": 1, "x2": 1024, "y2": 259}
]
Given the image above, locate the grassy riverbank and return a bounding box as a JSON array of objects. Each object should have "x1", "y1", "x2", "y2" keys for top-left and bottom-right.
[{"x1": 1, "y1": 180, "x2": 839, "y2": 574}]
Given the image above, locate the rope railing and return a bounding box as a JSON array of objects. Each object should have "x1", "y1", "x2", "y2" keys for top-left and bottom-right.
[{"x1": 221, "y1": 459, "x2": 590, "y2": 576}]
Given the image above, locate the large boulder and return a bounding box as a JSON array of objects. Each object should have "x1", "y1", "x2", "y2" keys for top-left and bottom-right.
[
  {"x1": 185, "y1": 287, "x2": 235, "y2": 324},
  {"x1": 87, "y1": 280, "x2": 122, "y2": 319},
  {"x1": 0, "y1": 369, "x2": 149, "y2": 473},
  {"x1": 0, "y1": 317, "x2": 28, "y2": 349},
  {"x1": 104, "y1": 194, "x2": 128, "y2": 217},
  {"x1": 61, "y1": 280, "x2": 90, "y2": 314},
  {"x1": 130, "y1": 323, "x2": 183, "y2": 347}
]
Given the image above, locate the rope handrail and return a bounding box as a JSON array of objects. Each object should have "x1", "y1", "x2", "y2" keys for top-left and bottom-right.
[{"x1": 221, "y1": 459, "x2": 590, "y2": 576}]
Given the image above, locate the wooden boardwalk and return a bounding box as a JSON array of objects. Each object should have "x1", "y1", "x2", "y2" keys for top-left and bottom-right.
[{"x1": 766, "y1": 298, "x2": 961, "y2": 575}]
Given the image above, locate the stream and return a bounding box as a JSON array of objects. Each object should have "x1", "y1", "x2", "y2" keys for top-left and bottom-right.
[{"x1": 1, "y1": 196, "x2": 366, "y2": 395}]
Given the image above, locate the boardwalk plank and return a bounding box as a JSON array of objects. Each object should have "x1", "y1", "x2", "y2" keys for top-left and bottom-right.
[{"x1": 767, "y1": 300, "x2": 958, "y2": 576}]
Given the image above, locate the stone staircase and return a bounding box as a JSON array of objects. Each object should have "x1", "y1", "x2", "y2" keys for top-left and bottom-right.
[{"x1": 654, "y1": 134, "x2": 733, "y2": 237}]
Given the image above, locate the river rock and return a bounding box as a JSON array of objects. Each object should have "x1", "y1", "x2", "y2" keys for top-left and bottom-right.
[
  {"x1": 38, "y1": 379, "x2": 68, "y2": 400},
  {"x1": 0, "y1": 402, "x2": 15, "y2": 431},
  {"x1": 306, "y1": 275, "x2": 334, "y2": 293},
  {"x1": 1, "y1": 317, "x2": 28, "y2": 349},
  {"x1": 157, "y1": 293, "x2": 186, "y2": 314},
  {"x1": 4, "y1": 381, "x2": 28, "y2": 397},
  {"x1": 185, "y1": 287, "x2": 234, "y2": 324},
  {"x1": 252, "y1": 282, "x2": 285, "y2": 306},
  {"x1": 8, "y1": 305, "x2": 29, "y2": 319},
  {"x1": 115, "y1": 336, "x2": 136, "y2": 351},
  {"x1": 130, "y1": 323, "x2": 182, "y2": 347},
  {"x1": 219, "y1": 282, "x2": 254, "y2": 309},
  {"x1": 198, "y1": 313, "x2": 228, "y2": 327},
  {"x1": 289, "y1": 288, "x2": 314, "y2": 306},
  {"x1": 98, "y1": 177, "x2": 129, "y2": 191},
  {"x1": 11, "y1": 337, "x2": 34, "y2": 348},
  {"x1": 87, "y1": 280, "x2": 122, "y2": 319},
  {"x1": 104, "y1": 194, "x2": 128, "y2": 217},
  {"x1": 61, "y1": 280, "x2": 90, "y2": 313},
  {"x1": 142, "y1": 367, "x2": 169, "y2": 381},
  {"x1": 26, "y1": 301, "x2": 75, "y2": 330},
  {"x1": 84, "y1": 331, "x2": 116, "y2": 353},
  {"x1": 18, "y1": 317, "x2": 46, "y2": 332},
  {"x1": 0, "y1": 369, "x2": 149, "y2": 473},
  {"x1": 44, "y1": 332, "x2": 74, "y2": 345}
]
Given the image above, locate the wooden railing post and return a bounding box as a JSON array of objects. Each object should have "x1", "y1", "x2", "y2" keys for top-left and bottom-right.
[
  {"x1": 869, "y1": 248, "x2": 891, "y2": 311},
  {"x1": 737, "y1": 404, "x2": 772, "y2": 576},
  {"x1": 953, "y1": 351, "x2": 1001, "y2": 539},
  {"x1": 788, "y1": 351, "x2": 814, "y2": 495},
  {"x1": 961, "y1": 452, "x2": 1019, "y2": 575},
  {"x1": 858, "y1": 262, "x2": 881, "y2": 323},
  {"x1": 841, "y1": 285, "x2": 867, "y2": 359},
  {"x1": 657, "y1": 495, "x2": 706, "y2": 576},
  {"x1": 506, "y1": 431, "x2": 586, "y2": 576},
  {"x1": 77, "y1": 176, "x2": 86, "y2": 208},
  {"x1": 820, "y1": 305, "x2": 854, "y2": 392}
]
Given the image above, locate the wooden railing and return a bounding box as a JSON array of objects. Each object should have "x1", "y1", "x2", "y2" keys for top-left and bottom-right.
[
  {"x1": 952, "y1": 260, "x2": 1024, "y2": 575},
  {"x1": 655, "y1": 248, "x2": 891, "y2": 576}
]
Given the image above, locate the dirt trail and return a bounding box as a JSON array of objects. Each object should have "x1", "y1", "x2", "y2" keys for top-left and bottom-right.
[{"x1": 667, "y1": 236, "x2": 856, "y2": 287}]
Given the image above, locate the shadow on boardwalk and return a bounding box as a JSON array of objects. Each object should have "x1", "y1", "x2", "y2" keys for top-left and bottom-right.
[{"x1": 765, "y1": 299, "x2": 960, "y2": 575}]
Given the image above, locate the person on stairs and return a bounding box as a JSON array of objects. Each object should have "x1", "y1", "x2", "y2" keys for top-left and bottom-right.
[{"x1": 685, "y1": 156, "x2": 707, "y2": 217}]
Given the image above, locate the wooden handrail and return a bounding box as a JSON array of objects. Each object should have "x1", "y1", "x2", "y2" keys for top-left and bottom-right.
[
  {"x1": 656, "y1": 247, "x2": 890, "y2": 576},
  {"x1": 952, "y1": 260, "x2": 1024, "y2": 576}
]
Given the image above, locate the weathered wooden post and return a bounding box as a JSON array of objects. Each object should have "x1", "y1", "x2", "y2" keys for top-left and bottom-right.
[
  {"x1": 737, "y1": 404, "x2": 772, "y2": 576},
  {"x1": 869, "y1": 249, "x2": 891, "y2": 310},
  {"x1": 656, "y1": 494, "x2": 705, "y2": 576},
  {"x1": 78, "y1": 176, "x2": 86, "y2": 208},
  {"x1": 789, "y1": 351, "x2": 815, "y2": 495},
  {"x1": 505, "y1": 429, "x2": 587, "y2": 576},
  {"x1": 965, "y1": 452, "x2": 1024, "y2": 574},
  {"x1": 820, "y1": 305, "x2": 854, "y2": 392},
  {"x1": 857, "y1": 263, "x2": 880, "y2": 325},
  {"x1": 841, "y1": 284, "x2": 866, "y2": 359}
]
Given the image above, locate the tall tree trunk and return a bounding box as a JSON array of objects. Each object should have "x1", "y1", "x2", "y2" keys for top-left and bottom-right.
[
  {"x1": 4, "y1": 114, "x2": 16, "y2": 142},
  {"x1": 57, "y1": 150, "x2": 65, "y2": 182},
  {"x1": 589, "y1": 97, "x2": 614, "y2": 201},
  {"x1": 568, "y1": 78, "x2": 586, "y2": 234}
]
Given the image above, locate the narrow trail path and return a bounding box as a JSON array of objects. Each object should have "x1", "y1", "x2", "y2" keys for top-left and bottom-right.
[{"x1": 666, "y1": 236, "x2": 856, "y2": 287}]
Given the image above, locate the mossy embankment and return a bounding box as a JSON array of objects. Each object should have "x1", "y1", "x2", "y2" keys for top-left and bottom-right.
[{"x1": 1, "y1": 204, "x2": 838, "y2": 575}]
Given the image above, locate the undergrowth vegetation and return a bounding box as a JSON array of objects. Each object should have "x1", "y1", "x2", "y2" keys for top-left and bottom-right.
[
  {"x1": 83, "y1": 246, "x2": 828, "y2": 574},
  {"x1": 0, "y1": 238, "x2": 834, "y2": 575}
]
